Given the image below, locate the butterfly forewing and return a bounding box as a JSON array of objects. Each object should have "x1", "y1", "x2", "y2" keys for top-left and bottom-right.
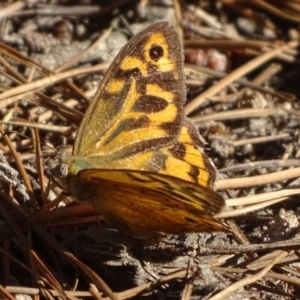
[
  {"x1": 69, "y1": 117, "x2": 216, "y2": 190},
  {"x1": 73, "y1": 22, "x2": 185, "y2": 163}
]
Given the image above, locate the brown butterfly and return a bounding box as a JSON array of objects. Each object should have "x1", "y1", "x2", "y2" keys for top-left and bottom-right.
[{"x1": 61, "y1": 21, "x2": 225, "y2": 236}]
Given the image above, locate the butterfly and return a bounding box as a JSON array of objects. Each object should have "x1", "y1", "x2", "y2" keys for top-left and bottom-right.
[{"x1": 61, "y1": 21, "x2": 225, "y2": 236}]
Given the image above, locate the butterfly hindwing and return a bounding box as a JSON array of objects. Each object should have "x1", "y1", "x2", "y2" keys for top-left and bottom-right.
[{"x1": 77, "y1": 169, "x2": 224, "y2": 235}]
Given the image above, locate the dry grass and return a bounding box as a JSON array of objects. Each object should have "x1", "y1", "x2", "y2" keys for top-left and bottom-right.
[{"x1": 0, "y1": 1, "x2": 300, "y2": 299}]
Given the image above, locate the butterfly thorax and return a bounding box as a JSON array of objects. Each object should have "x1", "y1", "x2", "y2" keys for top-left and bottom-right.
[{"x1": 65, "y1": 156, "x2": 96, "y2": 176}]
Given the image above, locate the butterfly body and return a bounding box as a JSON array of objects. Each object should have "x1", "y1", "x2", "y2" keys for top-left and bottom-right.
[{"x1": 64, "y1": 21, "x2": 225, "y2": 236}]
